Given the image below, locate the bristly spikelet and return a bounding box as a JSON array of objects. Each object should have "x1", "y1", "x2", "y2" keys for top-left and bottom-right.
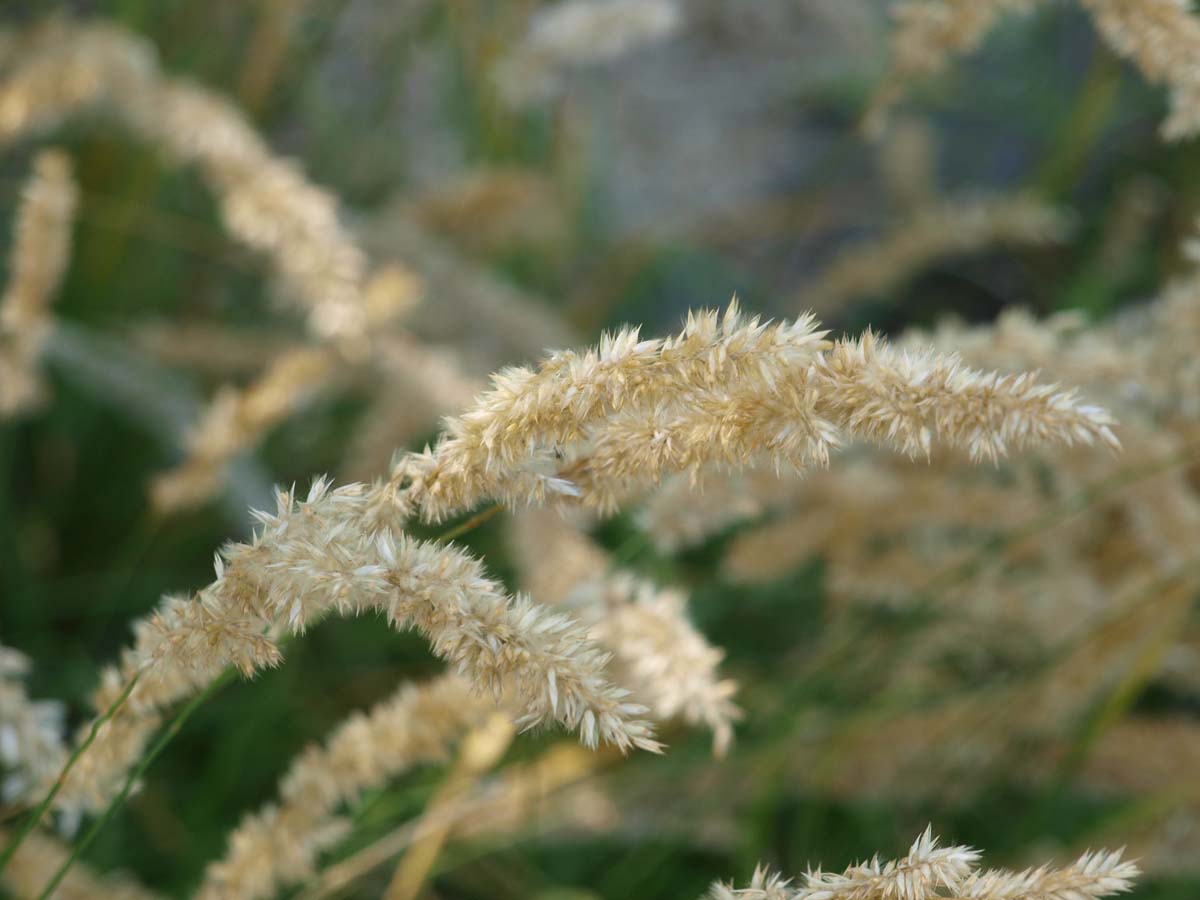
[
  {"x1": 60, "y1": 298, "x2": 1116, "y2": 808},
  {"x1": 509, "y1": 509, "x2": 741, "y2": 755},
  {"x1": 0, "y1": 10, "x2": 1175, "y2": 900},
  {"x1": 0, "y1": 148, "x2": 77, "y2": 416},
  {"x1": 150, "y1": 347, "x2": 335, "y2": 513},
  {"x1": 198, "y1": 675, "x2": 495, "y2": 900},
  {"x1": 562, "y1": 321, "x2": 1115, "y2": 509},
  {"x1": 637, "y1": 269, "x2": 1193, "y2": 710},
  {"x1": 866, "y1": 0, "x2": 1200, "y2": 141},
  {"x1": 813, "y1": 330, "x2": 1120, "y2": 462},
  {"x1": 56, "y1": 477, "x2": 660, "y2": 815},
  {"x1": 957, "y1": 848, "x2": 1140, "y2": 898},
  {"x1": 391, "y1": 301, "x2": 1114, "y2": 522},
  {"x1": 0, "y1": 19, "x2": 371, "y2": 343},
  {"x1": 573, "y1": 573, "x2": 742, "y2": 757},
  {"x1": 705, "y1": 829, "x2": 1137, "y2": 899},
  {"x1": 706, "y1": 867, "x2": 795, "y2": 900},
  {"x1": 56, "y1": 299, "x2": 1114, "y2": 826},
  {"x1": 801, "y1": 826, "x2": 979, "y2": 899},
  {"x1": 391, "y1": 301, "x2": 831, "y2": 520}
]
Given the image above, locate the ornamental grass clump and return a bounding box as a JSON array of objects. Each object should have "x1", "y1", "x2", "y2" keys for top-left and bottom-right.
[
  {"x1": 2, "y1": 6, "x2": 1189, "y2": 898},
  {"x1": 45, "y1": 298, "x2": 1112, "y2": 816}
]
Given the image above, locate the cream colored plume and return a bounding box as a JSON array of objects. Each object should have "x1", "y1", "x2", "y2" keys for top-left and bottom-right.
[
  {"x1": 867, "y1": 0, "x2": 1200, "y2": 142},
  {"x1": 705, "y1": 827, "x2": 1136, "y2": 899},
  {"x1": 495, "y1": 0, "x2": 682, "y2": 105},
  {"x1": 55, "y1": 477, "x2": 659, "y2": 816},
  {"x1": 58, "y1": 299, "x2": 1115, "y2": 826},
  {"x1": 198, "y1": 675, "x2": 496, "y2": 900},
  {"x1": 511, "y1": 509, "x2": 741, "y2": 756},
  {"x1": 0, "y1": 645, "x2": 65, "y2": 806},
  {"x1": 0, "y1": 828, "x2": 159, "y2": 900},
  {"x1": 0, "y1": 149, "x2": 76, "y2": 416},
  {"x1": 390, "y1": 302, "x2": 1114, "y2": 523}
]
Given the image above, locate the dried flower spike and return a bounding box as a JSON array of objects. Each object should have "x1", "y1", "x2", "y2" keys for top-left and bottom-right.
[
  {"x1": 0, "y1": 148, "x2": 76, "y2": 416},
  {"x1": 706, "y1": 828, "x2": 1137, "y2": 899},
  {"x1": 198, "y1": 675, "x2": 496, "y2": 900},
  {"x1": 867, "y1": 0, "x2": 1200, "y2": 141}
]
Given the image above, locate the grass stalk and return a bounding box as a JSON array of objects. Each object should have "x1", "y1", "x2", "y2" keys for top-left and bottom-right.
[
  {"x1": 0, "y1": 673, "x2": 140, "y2": 876},
  {"x1": 35, "y1": 668, "x2": 236, "y2": 899}
]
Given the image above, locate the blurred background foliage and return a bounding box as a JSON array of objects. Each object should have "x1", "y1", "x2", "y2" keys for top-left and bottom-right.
[{"x1": 1, "y1": 0, "x2": 1199, "y2": 898}]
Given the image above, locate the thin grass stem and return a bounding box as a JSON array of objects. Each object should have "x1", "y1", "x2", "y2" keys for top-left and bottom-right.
[
  {"x1": 0, "y1": 673, "x2": 140, "y2": 876},
  {"x1": 34, "y1": 668, "x2": 236, "y2": 899}
]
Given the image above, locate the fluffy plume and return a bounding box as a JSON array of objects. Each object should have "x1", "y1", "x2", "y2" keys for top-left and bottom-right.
[
  {"x1": 495, "y1": 0, "x2": 683, "y2": 105},
  {"x1": 392, "y1": 302, "x2": 829, "y2": 519},
  {"x1": 150, "y1": 347, "x2": 335, "y2": 513},
  {"x1": 797, "y1": 195, "x2": 1073, "y2": 313},
  {"x1": 0, "y1": 19, "x2": 457, "y2": 511},
  {"x1": 392, "y1": 302, "x2": 1114, "y2": 521},
  {"x1": 0, "y1": 148, "x2": 76, "y2": 415},
  {"x1": 54, "y1": 302, "x2": 1113, "y2": 834},
  {"x1": 705, "y1": 829, "x2": 1135, "y2": 899},
  {"x1": 863, "y1": 0, "x2": 1037, "y2": 136},
  {"x1": 1080, "y1": 0, "x2": 1200, "y2": 141},
  {"x1": 0, "y1": 828, "x2": 159, "y2": 900},
  {"x1": 57, "y1": 478, "x2": 659, "y2": 815},
  {"x1": 0, "y1": 19, "x2": 374, "y2": 343},
  {"x1": 197, "y1": 675, "x2": 496, "y2": 900},
  {"x1": 567, "y1": 328, "x2": 1115, "y2": 512},
  {"x1": 0, "y1": 646, "x2": 65, "y2": 805},
  {"x1": 623, "y1": 233, "x2": 1200, "y2": 825},
  {"x1": 0, "y1": 9, "x2": 1182, "y2": 900},
  {"x1": 707, "y1": 867, "x2": 796, "y2": 900},
  {"x1": 812, "y1": 331, "x2": 1118, "y2": 462},
  {"x1": 866, "y1": 0, "x2": 1200, "y2": 141},
  {"x1": 573, "y1": 574, "x2": 741, "y2": 757},
  {"x1": 801, "y1": 826, "x2": 979, "y2": 899},
  {"x1": 956, "y1": 849, "x2": 1139, "y2": 899},
  {"x1": 511, "y1": 509, "x2": 741, "y2": 755}
]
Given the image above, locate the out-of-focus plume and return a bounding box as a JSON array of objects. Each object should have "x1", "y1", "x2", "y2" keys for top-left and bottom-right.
[
  {"x1": 0, "y1": 149, "x2": 76, "y2": 416},
  {"x1": 494, "y1": 0, "x2": 683, "y2": 106}
]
